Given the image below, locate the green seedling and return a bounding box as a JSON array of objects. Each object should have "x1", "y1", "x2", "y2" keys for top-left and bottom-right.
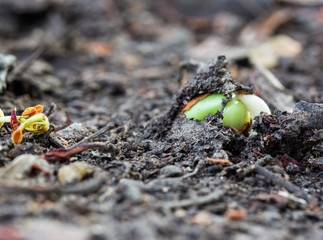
[{"x1": 183, "y1": 92, "x2": 271, "y2": 131}]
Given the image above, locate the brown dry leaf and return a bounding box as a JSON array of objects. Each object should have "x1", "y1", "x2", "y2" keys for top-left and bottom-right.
[
  {"x1": 239, "y1": 9, "x2": 294, "y2": 44},
  {"x1": 249, "y1": 35, "x2": 302, "y2": 68},
  {"x1": 205, "y1": 157, "x2": 233, "y2": 166},
  {"x1": 187, "y1": 36, "x2": 251, "y2": 62},
  {"x1": 225, "y1": 208, "x2": 247, "y2": 221},
  {"x1": 252, "y1": 193, "x2": 287, "y2": 203},
  {"x1": 85, "y1": 41, "x2": 112, "y2": 56}
]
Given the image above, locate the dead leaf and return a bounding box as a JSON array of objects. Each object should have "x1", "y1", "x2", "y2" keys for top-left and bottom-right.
[{"x1": 249, "y1": 35, "x2": 302, "y2": 68}]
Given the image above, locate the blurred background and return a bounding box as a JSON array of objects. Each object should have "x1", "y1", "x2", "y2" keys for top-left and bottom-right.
[{"x1": 0, "y1": 0, "x2": 322, "y2": 122}]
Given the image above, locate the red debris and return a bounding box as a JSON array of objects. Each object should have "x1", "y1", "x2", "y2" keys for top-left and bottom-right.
[
  {"x1": 252, "y1": 148, "x2": 265, "y2": 157},
  {"x1": 278, "y1": 153, "x2": 303, "y2": 170},
  {"x1": 10, "y1": 109, "x2": 19, "y2": 131},
  {"x1": 0, "y1": 226, "x2": 23, "y2": 240},
  {"x1": 40, "y1": 142, "x2": 115, "y2": 163}
]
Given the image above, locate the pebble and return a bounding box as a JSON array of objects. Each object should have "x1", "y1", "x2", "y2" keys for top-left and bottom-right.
[
  {"x1": 56, "y1": 123, "x2": 96, "y2": 144},
  {"x1": 117, "y1": 179, "x2": 144, "y2": 204},
  {"x1": 294, "y1": 101, "x2": 323, "y2": 129},
  {"x1": 160, "y1": 165, "x2": 183, "y2": 178},
  {"x1": 0, "y1": 154, "x2": 52, "y2": 180},
  {"x1": 58, "y1": 162, "x2": 94, "y2": 184},
  {"x1": 207, "y1": 165, "x2": 222, "y2": 174}
]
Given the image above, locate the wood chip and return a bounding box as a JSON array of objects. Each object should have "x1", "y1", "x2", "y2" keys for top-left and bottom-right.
[
  {"x1": 206, "y1": 157, "x2": 233, "y2": 166},
  {"x1": 225, "y1": 208, "x2": 247, "y2": 220}
]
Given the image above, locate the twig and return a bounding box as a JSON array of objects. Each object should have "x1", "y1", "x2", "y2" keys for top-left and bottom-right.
[
  {"x1": 43, "y1": 125, "x2": 65, "y2": 148},
  {"x1": 180, "y1": 159, "x2": 204, "y2": 179},
  {"x1": 239, "y1": 155, "x2": 272, "y2": 177},
  {"x1": 48, "y1": 133, "x2": 66, "y2": 148},
  {"x1": 254, "y1": 63, "x2": 286, "y2": 91},
  {"x1": 105, "y1": 160, "x2": 132, "y2": 177},
  {"x1": 52, "y1": 112, "x2": 72, "y2": 132},
  {"x1": 45, "y1": 102, "x2": 57, "y2": 118},
  {"x1": 61, "y1": 172, "x2": 106, "y2": 194},
  {"x1": 154, "y1": 190, "x2": 224, "y2": 209},
  {"x1": 147, "y1": 161, "x2": 205, "y2": 194},
  {"x1": 239, "y1": 155, "x2": 307, "y2": 199},
  {"x1": 252, "y1": 64, "x2": 296, "y2": 112},
  {"x1": 253, "y1": 164, "x2": 307, "y2": 199},
  {"x1": 8, "y1": 43, "x2": 47, "y2": 82},
  {"x1": 0, "y1": 171, "x2": 106, "y2": 195},
  {"x1": 75, "y1": 123, "x2": 113, "y2": 145},
  {"x1": 41, "y1": 142, "x2": 119, "y2": 163}
]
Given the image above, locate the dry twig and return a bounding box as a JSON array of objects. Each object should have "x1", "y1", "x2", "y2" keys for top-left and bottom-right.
[
  {"x1": 0, "y1": 171, "x2": 106, "y2": 195},
  {"x1": 8, "y1": 43, "x2": 47, "y2": 82},
  {"x1": 154, "y1": 190, "x2": 224, "y2": 209},
  {"x1": 180, "y1": 159, "x2": 204, "y2": 179},
  {"x1": 253, "y1": 164, "x2": 307, "y2": 199},
  {"x1": 76, "y1": 123, "x2": 114, "y2": 145},
  {"x1": 251, "y1": 64, "x2": 296, "y2": 111}
]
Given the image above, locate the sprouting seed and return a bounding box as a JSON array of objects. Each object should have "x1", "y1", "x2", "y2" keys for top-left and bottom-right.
[
  {"x1": 183, "y1": 92, "x2": 271, "y2": 131},
  {"x1": 0, "y1": 105, "x2": 50, "y2": 144}
]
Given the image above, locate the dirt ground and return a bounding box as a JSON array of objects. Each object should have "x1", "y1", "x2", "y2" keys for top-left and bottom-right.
[{"x1": 0, "y1": 0, "x2": 322, "y2": 239}]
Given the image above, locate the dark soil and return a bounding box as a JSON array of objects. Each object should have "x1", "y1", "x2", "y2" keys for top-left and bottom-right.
[{"x1": 0, "y1": 1, "x2": 322, "y2": 239}]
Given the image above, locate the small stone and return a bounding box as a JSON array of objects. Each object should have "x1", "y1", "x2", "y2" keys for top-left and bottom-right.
[
  {"x1": 174, "y1": 209, "x2": 186, "y2": 218},
  {"x1": 190, "y1": 211, "x2": 212, "y2": 225},
  {"x1": 0, "y1": 154, "x2": 52, "y2": 181},
  {"x1": 58, "y1": 162, "x2": 94, "y2": 184},
  {"x1": 55, "y1": 123, "x2": 97, "y2": 144},
  {"x1": 207, "y1": 165, "x2": 222, "y2": 174},
  {"x1": 117, "y1": 179, "x2": 144, "y2": 204},
  {"x1": 160, "y1": 165, "x2": 183, "y2": 178},
  {"x1": 294, "y1": 101, "x2": 323, "y2": 129},
  {"x1": 285, "y1": 162, "x2": 300, "y2": 174}
]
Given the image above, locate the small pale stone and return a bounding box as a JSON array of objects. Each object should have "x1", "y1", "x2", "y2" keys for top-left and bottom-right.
[
  {"x1": 0, "y1": 154, "x2": 52, "y2": 180},
  {"x1": 160, "y1": 165, "x2": 183, "y2": 178},
  {"x1": 58, "y1": 162, "x2": 94, "y2": 184}
]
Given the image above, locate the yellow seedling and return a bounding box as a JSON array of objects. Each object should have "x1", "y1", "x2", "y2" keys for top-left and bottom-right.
[{"x1": 0, "y1": 105, "x2": 50, "y2": 144}]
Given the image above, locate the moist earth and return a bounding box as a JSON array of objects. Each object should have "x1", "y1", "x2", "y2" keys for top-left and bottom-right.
[{"x1": 0, "y1": 1, "x2": 322, "y2": 240}]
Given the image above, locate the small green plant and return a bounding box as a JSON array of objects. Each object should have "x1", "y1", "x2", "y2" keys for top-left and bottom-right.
[
  {"x1": 0, "y1": 105, "x2": 49, "y2": 144},
  {"x1": 183, "y1": 93, "x2": 271, "y2": 131}
]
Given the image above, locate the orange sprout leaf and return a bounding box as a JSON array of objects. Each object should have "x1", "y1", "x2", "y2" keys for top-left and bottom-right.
[
  {"x1": 12, "y1": 129, "x2": 23, "y2": 144},
  {"x1": 22, "y1": 105, "x2": 44, "y2": 117}
]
